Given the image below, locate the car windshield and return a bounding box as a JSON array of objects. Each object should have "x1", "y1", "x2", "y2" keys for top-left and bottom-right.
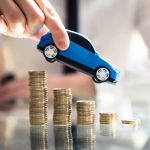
[{"x1": 67, "y1": 30, "x2": 96, "y2": 54}]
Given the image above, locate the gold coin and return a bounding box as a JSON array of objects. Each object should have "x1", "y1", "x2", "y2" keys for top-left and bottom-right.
[
  {"x1": 53, "y1": 88, "x2": 72, "y2": 125},
  {"x1": 99, "y1": 112, "x2": 118, "y2": 117},
  {"x1": 121, "y1": 119, "x2": 141, "y2": 126}
]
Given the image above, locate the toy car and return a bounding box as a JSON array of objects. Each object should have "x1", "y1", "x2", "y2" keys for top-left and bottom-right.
[{"x1": 37, "y1": 30, "x2": 119, "y2": 83}]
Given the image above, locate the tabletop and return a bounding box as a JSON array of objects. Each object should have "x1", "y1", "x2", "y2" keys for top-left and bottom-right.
[{"x1": 0, "y1": 95, "x2": 150, "y2": 150}]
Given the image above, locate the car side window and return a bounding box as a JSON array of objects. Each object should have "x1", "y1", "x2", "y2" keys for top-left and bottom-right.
[{"x1": 67, "y1": 31, "x2": 95, "y2": 53}]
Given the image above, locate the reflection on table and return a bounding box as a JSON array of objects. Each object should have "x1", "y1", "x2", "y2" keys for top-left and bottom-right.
[{"x1": 0, "y1": 97, "x2": 150, "y2": 150}]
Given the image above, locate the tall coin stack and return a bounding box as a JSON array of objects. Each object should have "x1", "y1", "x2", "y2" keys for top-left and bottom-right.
[
  {"x1": 29, "y1": 71, "x2": 48, "y2": 125},
  {"x1": 77, "y1": 100, "x2": 95, "y2": 125},
  {"x1": 99, "y1": 113, "x2": 118, "y2": 136},
  {"x1": 53, "y1": 88, "x2": 72, "y2": 125},
  {"x1": 99, "y1": 113, "x2": 118, "y2": 125}
]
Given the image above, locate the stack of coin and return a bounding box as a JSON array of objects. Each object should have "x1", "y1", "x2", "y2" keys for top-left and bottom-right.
[
  {"x1": 54, "y1": 126, "x2": 73, "y2": 150},
  {"x1": 121, "y1": 119, "x2": 141, "y2": 127},
  {"x1": 29, "y1": 71, "x2": 48, "y2": 125},
  {"x1": 99, "y1": 113, "x2": 118, "y2": 125},
  {"x1": 53, "y1": 88, "x2": 72, "y2": 125},
  {"x1": 77, "y1": 125, "x2": 96, "y2": 150},
  {"x1": 77, "y1": 100, "x2": 95, "y2": 125},
  {"x1": 30, "y1": 126, "x2": 48, "y2": 150}
]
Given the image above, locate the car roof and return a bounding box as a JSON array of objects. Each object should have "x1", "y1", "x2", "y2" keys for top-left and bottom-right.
[{"x1": 67, "y1": 30, "x2": 96, "y2": 54}]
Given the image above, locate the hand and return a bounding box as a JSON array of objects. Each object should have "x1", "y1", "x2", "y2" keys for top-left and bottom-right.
[
  {"x1": 0, "y1": 76, "x2": 30, "y2": 102},
  {"x1": 0, "y1": 0, "x2": 69, "y2": 50},
  {"x1": 0, "y1": 72, "x2": 96, "y2": 103},
  {"x1": 0, "y1": 75, "x2": 54, "y2": 103},
  {"x1": 0, "y1": 100, "x2": 16, "y2": 111}
]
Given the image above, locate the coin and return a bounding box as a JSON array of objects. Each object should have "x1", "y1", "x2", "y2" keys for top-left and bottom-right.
[
  {"x1": 53, "y1": 88, "x2": 72, "y2": 126},
  {"x1": 76, "y1": 100, "x2": 95, "y2": 125},
  {"x1": 99, "y1": 112, "x2": 118, "y2": 125},
  {"x1": 121, "y1": 119, "x2": 141, "y2": 126}
]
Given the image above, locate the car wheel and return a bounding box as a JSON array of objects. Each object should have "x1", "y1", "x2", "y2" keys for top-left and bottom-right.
[
  {"x1": 44, "y1": 45, "x2": 58, "y2": 62},
  {"x1": 95, "y1": 67, "x2": 110, "y2": 82},
  {"x1": 92, "y1": 77, "x2": 100, "y2": 83}
]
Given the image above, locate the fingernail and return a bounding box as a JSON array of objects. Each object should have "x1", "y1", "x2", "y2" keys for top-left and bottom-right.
[
  {"x1": 58, "y1": 39, "x2": 69, "y2": 50},
  {"x1": 0, "y1": 19, "x2": 7, "y2": 33},
  {"x1": 58, "y1": 40, "x2": 67, "y2": 50},
  {"x1": 13, "y1": 23, "x2": 25, "y2": 36}
]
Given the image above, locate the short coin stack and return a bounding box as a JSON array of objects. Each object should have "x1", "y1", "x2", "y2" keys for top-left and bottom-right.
[
  {"x1": 29, "y1": 71, "x2": 48, "y2": 125},
  {"x1": 121, "y1": 119, "x2": 141, "y2": 127},
  {"x1": 99, "y1": 113, "x2": 118, "y2": 125},
  {"x1": 99, "y1": 113, "x2": 118, "y2": 136},
  {"x1": 77, "y1": 100, "x2": 95, "y2": 125},
  {"x1": 53, "y1": 88, "x2": 72, "y2": 125}
]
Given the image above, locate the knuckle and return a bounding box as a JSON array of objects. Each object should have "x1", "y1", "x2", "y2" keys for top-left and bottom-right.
[
  {"x1": 45, "y1": 6, "x2": 56, "y2": 18},
  {"x1": 9, "y1": 13, "x2": 25, "y2": 25},
  {"x1": 30, "y1": 10, "x2": 45, "y2": 25},
  {"x1": 28, "y1": 13, "x2": 45, "y2": 35},
  {"x1": 47, "y1": 10, "x2": 56, "y2": 18}
]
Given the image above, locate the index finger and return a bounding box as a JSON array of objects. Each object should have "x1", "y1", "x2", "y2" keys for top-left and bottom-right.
[{"x1": 35, "y1": 0, "x2": 69, "y2": 50}]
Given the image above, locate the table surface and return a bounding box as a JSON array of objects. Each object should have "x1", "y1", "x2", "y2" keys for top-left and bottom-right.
[{"x1": 0, "y1": 98, "x2": 150, "y2": 150}]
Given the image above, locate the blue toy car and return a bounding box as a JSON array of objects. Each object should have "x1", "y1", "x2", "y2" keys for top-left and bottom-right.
[{"x1": 37, "y1": 30, "x2": 119, "y2": 83}]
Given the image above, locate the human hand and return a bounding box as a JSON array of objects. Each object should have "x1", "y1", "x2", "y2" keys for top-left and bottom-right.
[
  {"x1": 0, "y1": 73, "x2": 96, "y2": 106},
  {"x1": 0, "y1": 75, "x2": 54, "y2": 103},
  {"x1": 0, "y1": 76, "x2": 30, "y2": 102},
  {"x1": 0, "y1": 100, "x2": 16, "y2": 111},
  {"x1": 0, "y1": 0, "x2": 69, "y2": 50}
]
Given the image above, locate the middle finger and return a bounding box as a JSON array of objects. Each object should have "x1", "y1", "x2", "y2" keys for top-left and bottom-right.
[{"x1": 14, "y1": 0, "x2": 45, "y2": 36}]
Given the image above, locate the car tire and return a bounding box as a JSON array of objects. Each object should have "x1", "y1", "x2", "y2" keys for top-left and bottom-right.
[
  {"x1": 43, "y1": 45, "x2": 58, "y2": 62},
  {"x1": 94, "y1": 67, "x2": 110, "y2": 83},
  {"x1": 92, "y1": 77, "x2": 100, "y2": 83}
]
